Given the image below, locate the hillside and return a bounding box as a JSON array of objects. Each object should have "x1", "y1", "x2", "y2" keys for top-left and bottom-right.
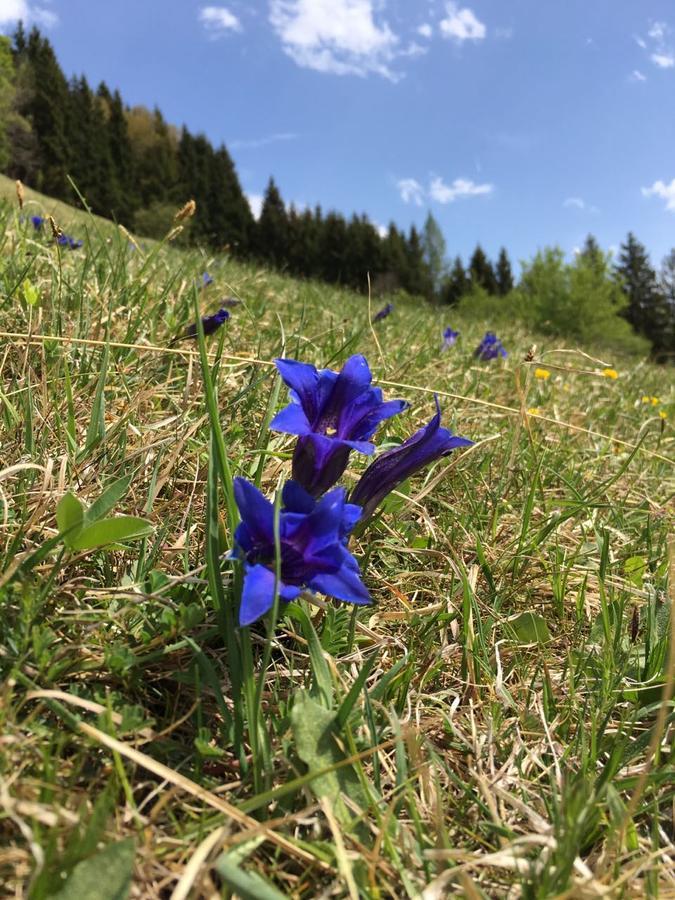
[{"x1": 1, "y1": 188, "x2": 674, "y2": 898}]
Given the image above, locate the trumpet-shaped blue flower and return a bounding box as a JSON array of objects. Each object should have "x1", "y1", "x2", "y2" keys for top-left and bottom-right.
[
  {"x1": 30, "y1": 215, "x2": 45, "y2": 230},
  {"x1": 372, "y1": 302, "x2": 393, "y2": 323},
  {"x1": 443, "y1": 327, "x2": 459, "y2": 348},
  {"x1": 56, "y1": 233, "x2": 84, "y2": 250},
  {"x1": 350, "y1": 397, "x2": 473, "y2": 521},
  {"x1": 270, "y1": 354, "x2": 408, "y2": 496},
  {"x1": 474, "y1": 331, "x2": 507, "y2": 361},
  {"x1": 201, "y1": 272, "x2": 214, "y2": 287},
  {"x1": 232, "y1": 478, "x2": 371, "y2": 626},
  {"x1": 169, "y1": 308, "x2": 230, "y2": 345}
]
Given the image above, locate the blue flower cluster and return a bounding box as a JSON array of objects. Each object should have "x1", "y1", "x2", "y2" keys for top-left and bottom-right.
[
  {"x1": 443, "y1": 326, "x2": 459, "y2": 348},
  {"x1": 29, "y1": 215, "x2": 83, "y2": 249},
  {"x1": 232, "y1": 354, "x2": 472, "y2": 625},
  {"x1": 474, "y1": 331, "x2": 507, "y2": 361}
]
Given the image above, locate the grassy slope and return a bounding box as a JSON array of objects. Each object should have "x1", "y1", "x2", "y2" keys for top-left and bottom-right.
[{"x1": 0, "y1": 188, "x2": 674, "y2": 898}]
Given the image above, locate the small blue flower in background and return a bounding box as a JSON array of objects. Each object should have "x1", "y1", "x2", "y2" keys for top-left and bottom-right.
[
  {"x1": 443, "y1": 327, "x2": 459, "y2": 348},
  {"x1": 30, "y1": 215, "x2": 45, "y2": 230},
  {"x1": 372, "y1": 302, "x2": 393, "y2": 323},
  {"x1": 350, "y1": 397, "x2": 473, "y2": 521},
  {"x1": 474, "y1": 331, "x2": 507, "y2": 361},
  {"x1": 169, "y1": 307, "x2": 230, "y2": 345},
  {"x1": 56, "y1": 233, "x2": 84, "y2": 250},
  {"x1": 270, "y1": 354, "x2": 408, "y2": 497},
  {"x1": 232, "y1": 477, "x2": 371, "y2": 626},
  {"x1": 202, "y1": 272, "x2": 214, "y2": 287}
]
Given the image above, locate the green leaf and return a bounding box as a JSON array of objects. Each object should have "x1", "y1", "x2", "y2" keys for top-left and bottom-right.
[
  {"x1": 85, "y1": 473, "x2": 134, "y2": 524},
  {"x1": 22, "y1": 278, "x2": 39, "y2": 306},
  {"x1": 52, "y1": 838, "x2": 135, "y2": 900},
  {"x1": 624, "y1": 556, "x2": 647, "y2": 588},
  {"x1": 69, "y1": 516, "x2": 154, "y2": 550},
  {"x1": 291, "y1": 692, "x2": 367, "y2": 832},
  {"x1": 215, "y1": 854, "x2": 287, "y2": 900},
  {"x1": 506, "y1": 611, "x2": 551, "y2": 644},
  {"x1": 56, "y1": 492, "x2": 84, "y2": 547}
]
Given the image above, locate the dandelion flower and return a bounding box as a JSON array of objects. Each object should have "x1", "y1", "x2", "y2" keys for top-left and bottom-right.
[
  {"x1": 527, "y1": 407, "x2": 541, "y2": 416},
  {"x1": 534, "y1": 368, "x2": 550, "y2": 380},
  {"x1": 659, "y1": 410, "x2": 667, "y2": 420},
  {"x1": 603, "y1": 368, "x2": 618, "y2": 379},
  {"x1": 651, "y1": 396, "x2": 659, "y2": 406}
]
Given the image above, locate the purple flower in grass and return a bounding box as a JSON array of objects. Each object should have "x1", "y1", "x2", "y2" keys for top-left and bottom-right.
[
  {"x1": 232, "y1": 478, "x2": 371, "y2": 626},
  {"x1": 372, "y1": 302, "x2": 393, "y2": 323},
  {"x1": 30, "y1": 215, "x2": 45, "y2": 230},
  {"x1": 443, "y1": 327, "x2": 459, "y2": 349},
  {"x1": 474, "y1": 331, "x2": 507, "y2": 361},
  {"x1": 56, "y1": 233, "x2": 83, "y2": 250},
  {"x1": 350, "y1": 397, "x2": 473, "y2": 521},
  {"x1": 270, "y1": 354, "x2": 408, "y2": 497},
  {"x1": 201, "y1": 272, "x2": 214, "y2": 287},
  {"x1": 169, "y1": 308, "x2": 229, "y2": 345}
]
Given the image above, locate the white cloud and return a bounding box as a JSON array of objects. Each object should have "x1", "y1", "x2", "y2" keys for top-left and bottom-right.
[
  {"x1": 630, "y1": 69, "x2": 647, "y2": 82},
  {"x1": 199, "y1": 6, "x2": 241, "y2": 35},
  {"x1": 417, "y1": 22, "x2": 432, "y2": 39},
  {"x1": 0, "y1": 0, "x2": 57, "y2": 27},
  {"x1": 439, "y1": 2, "x2": 486, "y2": 43},
  {"x1": 642, "y1": 179, "x2": 675, "y2": 212},
  {"x1": 374, "y1": 221, "x2": 388, "y2": 238},
  {"x1": 563, "y1": 196, "x2": 599, "y2": 214},
  {"x1": 635, "y1": 36, "x2": 647, "y2": 50},
  {"x1": 247, "y1": 193, "x2": 264, "y2": 219},
  {"x1": 269, "y1": 0, "x2": 400, "y2": 79},
  {"x1": 231, "y1": 132, "x2": 299, "y2": 150},
  {"x1": 429, "y1": 176, "x2": 492, "y2": 203},
  {"x1": 397, "y1": 178, "x2": 424, "y2": 206},
  {"x1": 651, "y1": 51, "x2": 675, "y2": 68},
  {"x1": 648, "y1": 21, "x2": 667, "y2": 42}
]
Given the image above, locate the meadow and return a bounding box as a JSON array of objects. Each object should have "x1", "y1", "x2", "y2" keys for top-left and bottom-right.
[{"x1": 0, "y1": 178, "x2": 674, "y2": 899}]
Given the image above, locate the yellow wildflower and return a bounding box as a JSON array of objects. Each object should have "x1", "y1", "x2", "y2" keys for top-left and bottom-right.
[
  {"x1": 603, "y1": 368, "x2": 618, "y2": 380},
  {"x1": 651, "y1": 396, "x2": 659, "y2": 405},
  {"x1": 528, "y1": 407, "x2": 542, "y2": 416},
  {"x1": 534, "y1": 367, "x2": 551, "y2": 380},
  {"x1": 659, "y1": 410, "x2": 667, "y2": 420},
  {"x1": 641, "y1": 395, "x2": 650, "y2": 404}
]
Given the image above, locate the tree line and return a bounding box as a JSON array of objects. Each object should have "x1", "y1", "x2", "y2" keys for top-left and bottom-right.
[{"x1": 0, "y1": 26, "x2": 673, "y2": 358}]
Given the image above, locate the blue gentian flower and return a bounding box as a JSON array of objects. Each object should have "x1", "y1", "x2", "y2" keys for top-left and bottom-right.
[
  {"x1": 443, "y1": 327, "x2": 459, "y2": 348},
  {"x1": 372, "y1": 302, "x2": 393, "y2": 323},
  {"x1": 232, "y1": 478, "x2": 371, "y2": 626},
  {"x1": 202, "y1": 272, "x2": 214, "y2": 287},
  {"x1": 30, "y1": 215, "x2": 44, "y2": 230},
  {"x1": 350, "y1": 397, "x2": 473, "y2": 521},
  {"x1": 474, "y1": 331, "x2": 507, "y2": 361},
  {"x1": 56, "y1": 233, "x2": 83, "y2": 250},
  {"x1": 270, "y1": 354, "x2": 408, "y2": 497},
  {"x1": 169, "y1": 308, "x2": 230, "y2": 345}
]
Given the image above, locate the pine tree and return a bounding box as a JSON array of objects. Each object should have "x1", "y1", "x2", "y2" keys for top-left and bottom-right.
[
  {"x1": 256, "y1": 177, "x2": 289, "y2": 268},
  {"x1": 421, "y1": 211, "x2": 447, "y2": 296},
  {"x1": 0, "y1": 36, "x2": 15, "y2": 170},
  {"x1": 614, "y1": 232, "x2": 673, "y2": 357},
  {"x1": 495, "y1": 247, "x2": 514, "y2": 295},
  {"x1": 469, "y1": 244, "x2": 497, "y2": 294},
  {"x1": 405, "y1": 225, "x2": 434, "y2": 298},
  {"x1": 441, "y1": 256, "x2": 468, "y2": 305}
]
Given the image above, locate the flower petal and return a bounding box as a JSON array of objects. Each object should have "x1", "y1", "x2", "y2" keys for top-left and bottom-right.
[
  {"x1": 269, "y1": 402, "x2": 312, "y2": 436},
  {"x1": 233, "y1": 477, "x2": 274, "y2": 546},
  {"x1": 239, "y1": 563, "x2": 277, "y2": 625},
  {"x1": 274, "y1": 358, "x2": 321, "y2": 423},
  {"x1": 310, "y1": 551, "x2": 371, "y2": 606}
]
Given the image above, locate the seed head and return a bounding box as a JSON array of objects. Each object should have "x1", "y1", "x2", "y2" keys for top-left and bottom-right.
[
  {"x1": 15, "y1": 180, "x2": 25, "y2": 210},
  {"x1": 174, "y1": 199, "x2": 196, "y2": 223}
]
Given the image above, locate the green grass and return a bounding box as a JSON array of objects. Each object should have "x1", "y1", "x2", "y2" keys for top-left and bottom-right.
[{"x1": 0, "y1": 189, "x2": 673, "y2": 899}]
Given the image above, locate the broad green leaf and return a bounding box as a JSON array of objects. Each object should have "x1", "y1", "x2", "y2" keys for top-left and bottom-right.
[
  {"x1": 291, "y1": 692, "x2": 367, "y2": 832},
  {"x1": 22, "y1": 278, "x2": 39, "y2": 306},
  {"x1": 56, "y1": 492, "x2": 84, "y2": 546},
  {"x1": 506, "y1": 611, "x2": 551, "y2": 644},
  {"x1": 624, "y1": 555, "x2": 647, "y2": 588},
  {"x1": 52, "y1": 838, "x2": 135, "y2": 900},
  {"x1": 70, "y1": 516, "x2": 153, "y2": 550},
  {"x1": 85, "y1": 473, "x2": 134, "y2": 524}
]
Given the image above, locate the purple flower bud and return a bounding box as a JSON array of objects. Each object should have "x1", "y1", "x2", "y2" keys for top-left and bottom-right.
[
  {"x1": 350, "y1": 397, "x2": 473, "y2": 521},
  {"x1": 372, "y1": 302, "x2": 393, "y2": 323}
]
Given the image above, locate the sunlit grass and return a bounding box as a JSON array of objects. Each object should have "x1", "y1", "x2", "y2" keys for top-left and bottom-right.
[{"x1": 0, "y1": 192, "x2": 673, "y2": 898}]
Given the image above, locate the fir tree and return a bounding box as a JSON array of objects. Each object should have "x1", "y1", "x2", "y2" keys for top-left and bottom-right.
[
  {"x1": 256, "y1": 178, "x2": 289, "y2": 268},
  {"x1": 469, "y1": 244, "x2": 497, "y2": 294},
  {"x1": 614, "y1": 232, "x2": 673, "y2": 356},
  {"x1": 441, "y1": 256, "x2": 468, "y2": 305},
  {"x1": 495, "y1": 247, "x2": 514, "y2": 295}
]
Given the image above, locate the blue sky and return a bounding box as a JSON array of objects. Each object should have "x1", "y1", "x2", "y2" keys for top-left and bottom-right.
[{"x1": 2, "y1": 0, "x2": 675, "y2": 270}]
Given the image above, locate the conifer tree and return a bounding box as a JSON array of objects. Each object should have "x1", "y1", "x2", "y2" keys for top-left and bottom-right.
[
  {"x1": 469, "y1": 244, "x2": 497, "y2": 294},
  {"x1": 256, "y1": 178, "x2": 289, "y2": 268},
  {"x1": 495, "y1": 247, "x2": 514, "y2": 295},
  {"x1": 441, "y1": 256, "x2": 468, "y2": 305},
  {"x1": 614, "y1": 232, "x2": 671, "y2": 356}
]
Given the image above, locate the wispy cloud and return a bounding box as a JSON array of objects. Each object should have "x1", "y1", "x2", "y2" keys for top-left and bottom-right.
[
  {"x1": 417, "y1": 23, "x2": 432, "y2": 39},
  {"x1": 642, "y1": 179, "x2": 675, "y2": 212},
  {"x1": 563, "y1": 196, "x2": 599, "y2": 213},
  {"x1": 269, "y1": 0, "x2": 401, "y2": 80},
  {"x1": 398, "y1": 174, "x2": 493, "y2": 205},
  {"x1": 199, "y1": 5, "x2": 242, "y2": 35},
  {"x1": 230, "y1": 132, "x2": 299, "y2": 151},
  {"x1": 636, "y1": 19, "x2": 675, "y2": 71},
  {"x1": 397, "y1": 178, "x2": 424, "y2": 206},
  {"x1": 630, "y1": 69, "x2": 647, "y2": 82},
  {"x1": 0, "y1": 0, "x2": 57, "y2": 28},
  {"x1": 439, "y1": 2, "x2": 486, "y2": 43},
  {"x1": 429, "y1": 176, "x2": 492, "y2": 203}
]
